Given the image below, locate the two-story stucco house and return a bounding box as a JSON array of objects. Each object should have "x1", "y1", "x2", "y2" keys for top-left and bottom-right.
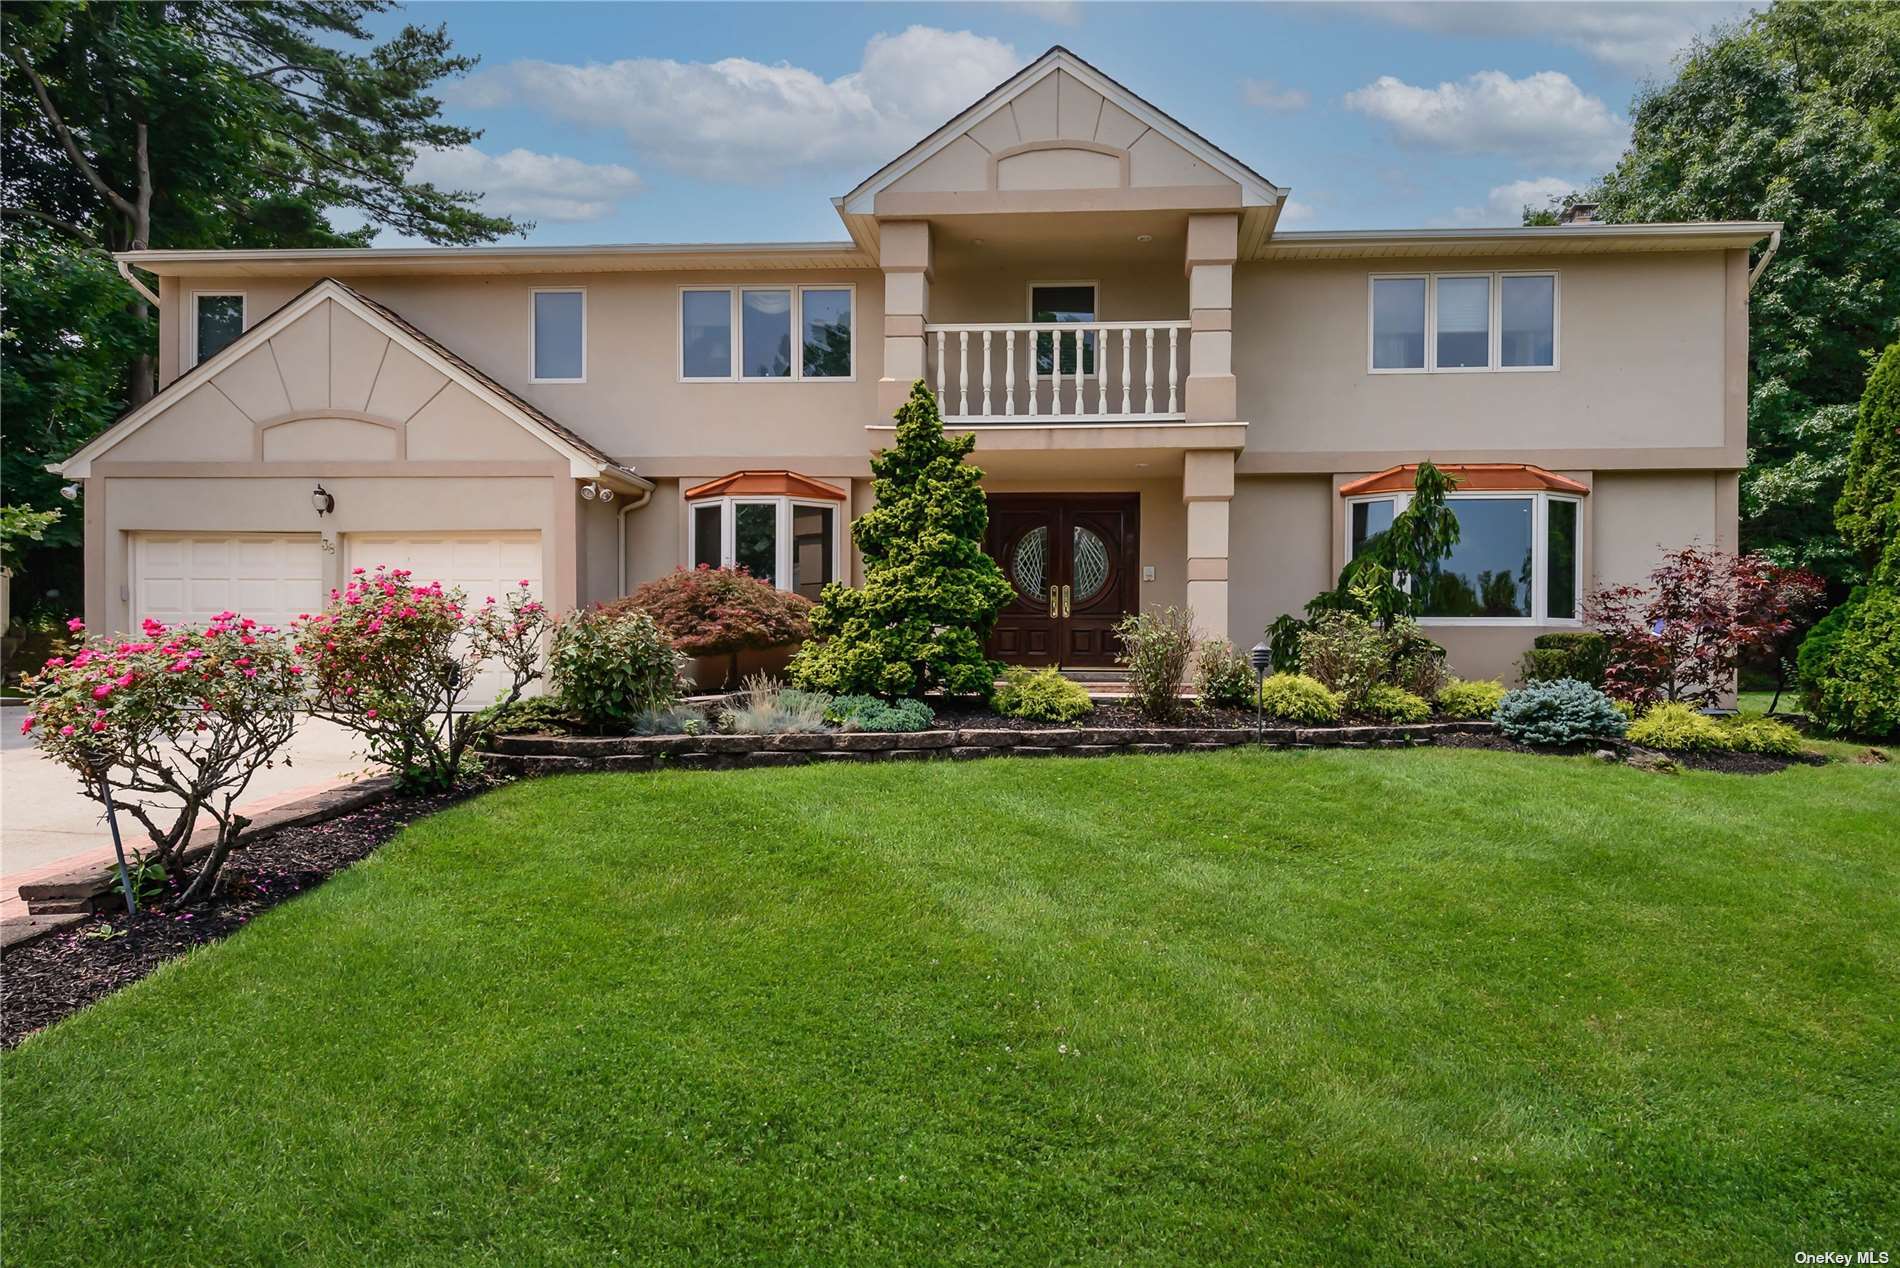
[{"x1": 56, "y1": 48, "x2": 1774, "y2": 691}]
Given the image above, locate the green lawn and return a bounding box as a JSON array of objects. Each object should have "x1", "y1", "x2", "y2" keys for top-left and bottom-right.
[{"x1": 5, "y1": 749, "x2": 1897, "y2": 1265}]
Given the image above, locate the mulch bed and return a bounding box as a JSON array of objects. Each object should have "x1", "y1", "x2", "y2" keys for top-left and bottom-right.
[
  {"x1": 1, "y1": 783, "x2": 482, "y2": 1049},
  {"x1": 1433, "y1": 728, "x2": 1828, "y2": 774}
]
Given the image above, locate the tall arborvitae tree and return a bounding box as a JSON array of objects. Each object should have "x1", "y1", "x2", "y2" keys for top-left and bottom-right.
[
  {"x1": 1577, "y1": 1, "x2": 1900, "y2": 583},
  {"x1": 1834, "y1": 342, "x2": 1900, "y2": 571},
  {"x1": 791, "y1": 382, "x2": 1013, "y2": 699}
]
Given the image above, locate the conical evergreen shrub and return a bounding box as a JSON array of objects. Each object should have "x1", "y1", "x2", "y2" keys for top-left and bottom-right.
[{"x1": 789, "y1": 381, "x2": 1013, "y2": 698}]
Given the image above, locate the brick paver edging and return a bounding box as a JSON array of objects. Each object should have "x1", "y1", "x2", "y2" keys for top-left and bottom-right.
[
  {"x1": 12, "y1": 775, "x2": 402, "y2": 926},
  {"x1": 480, "y1": 720, "x2": 1497, "y2": 775}
]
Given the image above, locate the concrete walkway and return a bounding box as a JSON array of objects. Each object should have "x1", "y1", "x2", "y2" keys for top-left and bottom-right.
[{"x1": 1, "y1": 707, "x2": 374, "y2": 910}]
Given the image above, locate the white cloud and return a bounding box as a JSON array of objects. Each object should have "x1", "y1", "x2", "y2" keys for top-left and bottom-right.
[
  {"x1": 1440, "y1": 176, "x2": 1581, "y2": 227},
  {"x1": 1356, "y1": 2, "x2": 1752, "y2": 76},
  {"x1": 1242, "y1": 79, "x2": 1310, "y2": 113},
  {"x1": 1344, "y1": 70, "x2": 1627, "y2": 167},
  {"x1": 1278, "y1": 197, "x2": 1319, "y2": 226},
  {"x1": 408, "y1": 146, "x2": 643, "y2": 222},
  {"x1": 452, "y1": 27, "x2": 1022, "y2": 184}
]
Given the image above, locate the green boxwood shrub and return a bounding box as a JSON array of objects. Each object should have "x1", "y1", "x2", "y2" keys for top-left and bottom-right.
[
  {"x1": 992, "y1": 667, "x2": 1094, "y2": 723},
  {"x1": 1194, "y1": 639, "x2": 1256, "y2": 708},
  {"x1": 1720, "y1": 716, "x2": 1805, "y2": 757},
  {"x1": 1360, "y1": 683, "x2": 1431, "y2": 723},
  {"x1": 474, "y1": 696, "x2": 583, "y2": 737},
  {"x1": 1627, "y1": 702, "x2": 1733, "y2": 752},
  {"x1": 1435, "y1": 677, "x2": 1507, "y2": 720},
  {"x1": 1517, "y1": 631, "x2": 1610, "y2": 687},
  {"x1": 826, "y1": 694, "x2": 936, "y2": 733},
  {"x1": 551, "y1": 608, "x2": 683, "y2": 730},
  {"x1": 1258, "y1": 673, "x2": 1341, "y2": 724},
  {"x1": 1493, "y1": 678, "x2": 1627, "y2": 746}
]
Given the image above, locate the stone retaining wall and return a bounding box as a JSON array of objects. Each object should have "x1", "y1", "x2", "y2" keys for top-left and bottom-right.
[{"x1": 482, "y1": 721, "x2": 1497, "y2": 775}]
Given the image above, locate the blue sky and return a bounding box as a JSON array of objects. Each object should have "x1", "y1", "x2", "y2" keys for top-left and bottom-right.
[{"x1": 364, "y1": 1, "x2": 1755, "y2": 245}]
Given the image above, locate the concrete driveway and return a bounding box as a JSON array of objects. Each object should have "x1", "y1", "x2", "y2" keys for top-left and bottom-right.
[{"x1": 1, "y1": 706, "x2": 376, "y2": 886}]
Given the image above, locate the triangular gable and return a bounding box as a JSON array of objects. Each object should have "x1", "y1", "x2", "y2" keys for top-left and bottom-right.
[
  {"x1": 839, "y1": 46, "x2": 1286, "y2": 216},
  {"x1": 57, "y1": 278, "x2": 641, "y2": 484}
]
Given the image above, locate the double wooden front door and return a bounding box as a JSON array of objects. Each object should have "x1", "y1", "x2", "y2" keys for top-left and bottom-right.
[{"x1": 985, "y1": 494, "x2": 1140, "y2": 668}]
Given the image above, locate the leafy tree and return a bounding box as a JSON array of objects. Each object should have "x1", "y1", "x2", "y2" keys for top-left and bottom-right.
[
  {"x1": 1577, "y1": 1, "x2": 1900, "y2": 582},
  {"x1": 3, "y1": 1, "x2": 521, "y2": 613},
  {"x1": 790, "y1": 382, "x2": 1013, "y2": 698},
  {"x1": 1315, "y1": 461, "x2": 1462, "y2": 627},
  {"x1": 1835, "y1": 341, "x2": 1900, "y2": 569}
]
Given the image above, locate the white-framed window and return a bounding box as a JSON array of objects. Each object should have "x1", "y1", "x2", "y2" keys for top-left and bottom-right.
[
  {"x1": 530, "y1": 288, "x2": 586, "y2": 383},
  {"x1": 188, "y1": 292, "x2": 246, "y2": 367},
  {"x1": 1368, "y1": 271, "x2": 1558, "y2": 374},
  {"x1": 1346, "y1": 490, "x2": 1581, "y2": 624},
  {"x1": 1028, "y1": 280, "x2": 1098, "y2": 377},
  {"x1": 687, "y1": 495, "x2": 841, "y2": 598},
  {"x1": 678, "y1": 285, "x2": 855, "y2": 382}
]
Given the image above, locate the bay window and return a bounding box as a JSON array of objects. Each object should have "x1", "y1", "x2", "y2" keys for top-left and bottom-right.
[
  {"x1": 687, "y1": 494, "x2": 842, "y2": 597},
  {"x1": 680, "y1": 285, "x2": 854, "y2": 380},
  {"x1": 1369, "y1": 271, "x2": 1557, "y2": 373},
  {"x1": 1347, "y1": 490, "x2": 1581, "y2": 624}
]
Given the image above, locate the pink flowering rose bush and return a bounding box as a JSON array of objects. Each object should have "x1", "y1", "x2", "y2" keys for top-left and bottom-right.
[
  {"x1": 20, "y1": 613, "x2": 304, "y2": 906},
  {"x1": 294, "y1": 565, "x2": 549, "y2": 791}
]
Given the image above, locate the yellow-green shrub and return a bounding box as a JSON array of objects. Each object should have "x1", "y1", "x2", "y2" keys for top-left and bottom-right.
[
  {"x1": 993, "y1": 666, "x2": 1093, "y2": 723},
  {"x1": 1628, "y1": 703, "x2": 1732, "y2": 752},
  {"x1": 1360, "y1": 683, "x2": 1431, "y2": 723},
  {"x1": 1259, "y1": 673, "x2": 1341, "y2": 724},
  {"x1": 1435, "y1": 677, "x2": 1506, "y2": 720},
  {"x1": 1719, "y1": 716, "x2": 1805, "y2": 756}
]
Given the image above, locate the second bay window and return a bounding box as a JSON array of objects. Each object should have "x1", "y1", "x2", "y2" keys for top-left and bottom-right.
[{"x1": 1347, "y1": 488, "x2": 1581, "y2": 624}]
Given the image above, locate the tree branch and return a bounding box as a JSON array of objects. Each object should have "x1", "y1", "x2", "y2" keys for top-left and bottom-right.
[
  {"x1": 5, "y1": 45, "x2": 139, "y2": 222},
  {"x1": 0, "y1": 205, "x2": 97, "y2": 245}
]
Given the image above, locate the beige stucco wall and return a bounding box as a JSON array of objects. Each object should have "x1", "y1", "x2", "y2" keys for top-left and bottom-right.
[
  {"x1": 162, "y1": 270, "x2": 885, "y2": 475},
  {"x1": 1231, "y1": 250, "x2": 1744, "y2": 473}
]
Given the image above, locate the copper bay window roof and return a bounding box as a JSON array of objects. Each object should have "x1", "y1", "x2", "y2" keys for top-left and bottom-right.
[
  {"x1": 682, "y1": 470, "x2": 849, "y2": 501},
  {"x1": 1337, "y1": 464, "x2": 1590, "y2": 497}
]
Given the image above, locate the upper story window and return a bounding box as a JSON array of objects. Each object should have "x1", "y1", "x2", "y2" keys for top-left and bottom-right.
[
  {"x1": 1029, "y1": 281, "x2": 1097, "y2": 376},
  {"x1": 680, "y1": 286, "x2": 854, "y2": 382},
  {"x1": 1347, "y1": 489, "x2": 1580, "y2": 624},
  {"x1": 191, "y1": 292, "x2": 246, "y2": 367},
  {"x1": 531, "y1": 289, "x2": 585, "y2": 382},
  {"x1": 1369, "y1": 272, "x2": 1557, "y2": 374}
]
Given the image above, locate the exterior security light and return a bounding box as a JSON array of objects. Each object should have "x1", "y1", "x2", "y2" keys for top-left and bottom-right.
[
  {"x1": 311, "y1": 484, "x2": 334, "y2": 517},
  {"x1": 580, "y1": 481, "x2": 599, "y2": 501},
  {"x1": 598, "y1": 486, "x2": 614, "y2": 503},
  {"x1": 59, "y1": 483, "x2": 80, "y2": 501}
]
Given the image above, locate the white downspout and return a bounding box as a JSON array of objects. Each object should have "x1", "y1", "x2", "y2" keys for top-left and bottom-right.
[
  {"x1": 616, "y1": 484, "x2": 655, "y2": 597},
  {"x1": 1748, "y1": 228, "x2": 1782, "y2": 292},
  {"x1": 115, "y1": 257, "x2": 160, "y2": 307}
]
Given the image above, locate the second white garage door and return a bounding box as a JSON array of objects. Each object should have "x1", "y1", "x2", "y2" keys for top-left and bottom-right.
[{"x1": 343, "y1": 533, "x2": 544, "y2": 706}]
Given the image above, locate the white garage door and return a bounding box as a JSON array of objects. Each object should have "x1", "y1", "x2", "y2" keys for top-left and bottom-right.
[
  {"x1": 343, "y1": 533, "x2": 544, "y2": 706},
  {"x1": 132, "y1": 534, "x2": 325, "y2": 634}
]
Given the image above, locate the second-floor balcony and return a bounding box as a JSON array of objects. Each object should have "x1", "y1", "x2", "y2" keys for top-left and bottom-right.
[{"x1": 926, "y1": 319, "x2": 1191, "y2": 423}]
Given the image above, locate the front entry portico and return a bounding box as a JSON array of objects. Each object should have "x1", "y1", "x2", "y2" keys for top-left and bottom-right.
[{"x1": 985, "y1": 493, "x2": 1140, "y2": 668}]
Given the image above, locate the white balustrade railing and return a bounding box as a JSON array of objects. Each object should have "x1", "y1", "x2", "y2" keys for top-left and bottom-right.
[{"x1": 925, "y1": 320, "x2": 1189, "y2": 422}]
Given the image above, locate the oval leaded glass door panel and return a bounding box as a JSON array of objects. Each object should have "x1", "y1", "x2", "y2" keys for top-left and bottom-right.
[
  {"x1": 1071, "y1": 525, "x2": 1110, "y2": 603},
  {"x1": 1010, "y1": 525, "x2": 1049, "y2": 602}
]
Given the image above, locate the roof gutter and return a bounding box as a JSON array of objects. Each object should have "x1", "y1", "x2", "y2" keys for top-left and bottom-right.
[
  {"x1": 115, "y1": 257, "x2": 160, "y2": 308},
  {"x1": 1748, "y1": 227, "x2": 1782, "y2": 292}
]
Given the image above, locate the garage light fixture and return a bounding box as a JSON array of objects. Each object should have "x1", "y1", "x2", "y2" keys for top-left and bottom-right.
[
  {"x1": 579, "y1": 481, "x2": 614, "y2": 503},
  {"x1": 310, "y1": 484, "x2": 334, "y2": 517}
]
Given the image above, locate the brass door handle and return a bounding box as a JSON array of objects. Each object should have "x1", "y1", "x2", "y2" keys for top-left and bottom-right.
[
  {"x1": 1048, "y1": 584, "x2": 1060, "y2": 618},
  {"x1": 1062, "y1": 584, "x2": 1072, "y2": 617}
]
